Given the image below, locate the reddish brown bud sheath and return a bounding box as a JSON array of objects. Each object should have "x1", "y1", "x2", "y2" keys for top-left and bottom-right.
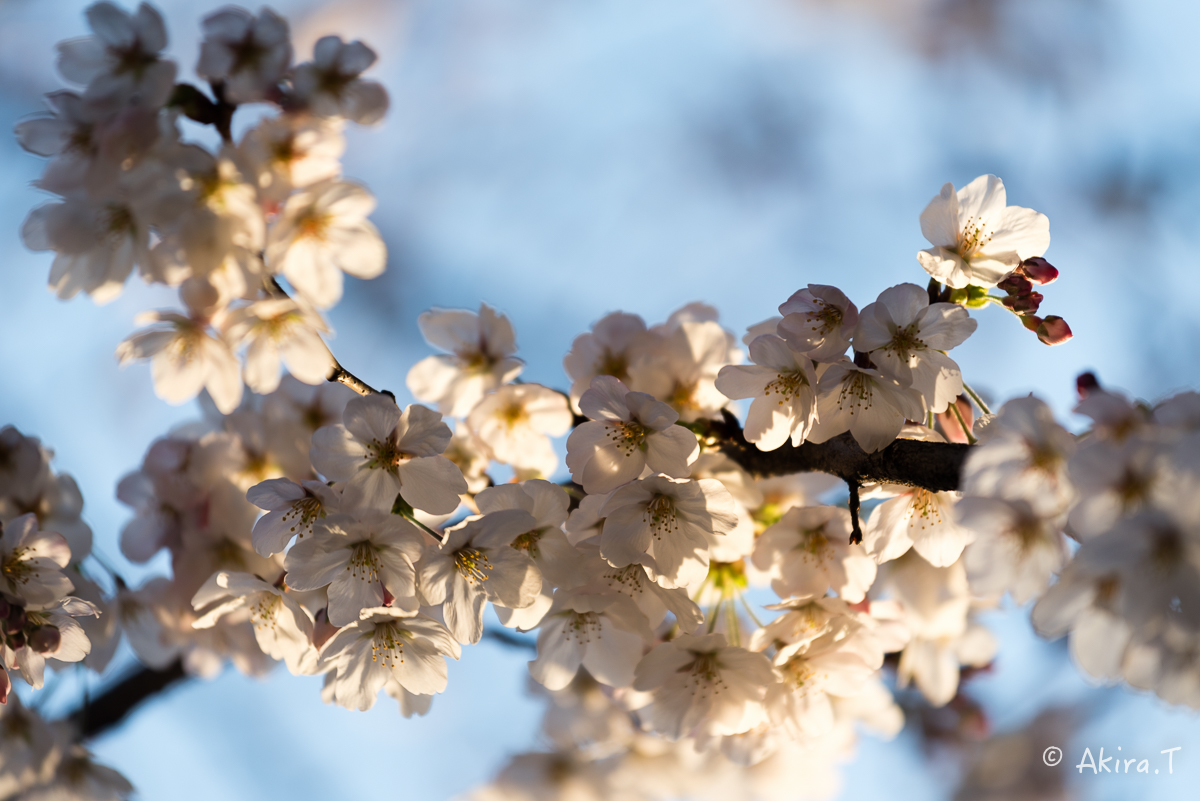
[
  {"x1": 1002, "y1": 291, "x2": 1044, "y2": 315},
  {"x1": 1019, "y1": 257, "x2": 1059, "y2": 285},
  {"x1": 997, "y1": 273, "x2": 1033, "y2": 296},
  {"x1": 1036, "y1": 316, "x2": 1073, "y2": 345}
]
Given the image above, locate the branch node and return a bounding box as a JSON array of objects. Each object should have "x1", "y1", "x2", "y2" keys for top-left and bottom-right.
[{"x1": 847, "y1": 478, "x2": 863, "y2": 545}]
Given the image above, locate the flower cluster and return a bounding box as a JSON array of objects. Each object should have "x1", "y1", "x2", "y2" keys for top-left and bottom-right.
[
  {"x1": 0, "y1": 427, "x2": 127, "y2": 797},
  {"x1": 1030, "y1": 382, "x2": 1200, "y2": 708},
  {"x1": 13, "y1": 5, "x2": 1195, "y2": 801},
  {"x1": 19, "y1": 1, "x2": 390, "y2": 413}
]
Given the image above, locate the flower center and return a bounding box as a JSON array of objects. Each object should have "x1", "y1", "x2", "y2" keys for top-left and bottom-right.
[
  {"x1": 365, "y1": 436, "x2": 405, "y2": 473},
  {"x1": 796, "y1": 526, "x2": 831, "y2": 561},
  {"x1": 347, "y1": 542, "x2": 382, "y2": 582},
  {"x1": 684, "y1": 652, "x2": 723, "y2": 684},
  {"x1": 604, "y1": 421, "x2": 646, "y2": 456},
  {"x1": 908, "y1": 489, "x2": 944, "y2": 529},
  {"x1": 282, "y1": 496, "x2": 324, "y2": 537},
  {"x1": 957, "y1": 215, "x2": 994, "y2": 259},
  {"x1": 249, "y1": 593, "x2": 281, "y2": 628},
  {"x1": 501, "y1": 402, "x2": 527, "y2": 429},
  {"x1": 644, "y1": 495, "x2": 679, "y2": 541},
  {"x1": 834, "y1": 371, "x2": 876, "y2": 414},
  {"x1": 1, "y1": 549, "x2": 35, "y2": 586},
  {"x1": 884, "y1": 323, "x2": 926, "y2": 360},
  {"x1": 782, "y1": 657, "x2": 817, "y2": 691},
  {"x1": 453, "y1": 547, "x2": 493, "y2": 585},
  {"x1": 668, "y1": 381, "x2": 699, "y2": 412},
  {"x1": 371, "y1": 622, "x2": 408, "y2": 667},
  {"x1": 228, "y1": 35, "x2": 270, "y2": 74},
  {"x1": 763, "y1": 371, "x2": 810, "y2": 404},
  {"x1": 563, "y1": 611, "x2": 602, "y2": 643},
  {"x1": 597, "y1": 351, "x2": 629, "y2": 381},
  {"x1": 802, "y1": 300, "x2": 842, "y2": 336},
  {"x1": 297, "y1": 209, "x2": 333, "y2": 241},
  {"x1": 511, "y1": 529, "x2": 545, "y2": 559}
]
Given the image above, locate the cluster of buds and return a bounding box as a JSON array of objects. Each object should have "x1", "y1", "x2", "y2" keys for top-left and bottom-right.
[
  {"x1": 996, "y1": 257, "x2": 1072, "y2": 345},
  {"x1": 0, "y1": 598, "x2": 59, "y2": 655}
]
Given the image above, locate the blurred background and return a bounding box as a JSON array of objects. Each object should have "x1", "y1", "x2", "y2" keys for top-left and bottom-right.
[{"x1": 1, "y1": 0, "x2": 1199, "y2": 798}]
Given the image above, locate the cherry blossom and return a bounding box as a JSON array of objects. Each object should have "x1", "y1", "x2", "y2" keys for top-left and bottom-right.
[
  {"x1": 628, "y1": 320, "x2": 740, "y2": 422},
  {"x1": 565, "y1": 376, "x2": 699, "y2": 494},
  {"x1": 222, "y1": 298, "x2": 333, "y2": 393},
  {"x1": 265, "y1": 179, "x2": 386, "y2": 308},
  {"x1": 632, "y1": 633, "x2": 775, "y2": 740},
  {"x1": 115, "y1": 292, "x2": 243, "y2": 413},
  {"x1": 196, "y1": 6, "x2": 291, "y2": 104},
  {"x1": 191, "y1": 571, "x2": 317, "y2": 675},
  {"x1": 752, "y1": 506, "x2": 876, "y2": 603},
  {"x1": 714, "y1": 334, "x2": 818, "y2": 451},
  {"x1": 417, "y1": 509, "x2": 542, "y2": 644},
  {"x1": 467, "y1": 384, "x2": 573, "y2": 478},
  {"x1": 807, "y1": 361, "x2": 926, "y2": 454},
  {"x1": 0, "y1": 515, "x2": 73, "y2": 608},
  {"x1": 292, "y1": 36, "x2": 389, "y2": 125},
  {"x1": 246, "y1": 477, "x2": 340, "y2": 556},
  {"x1": 852, "y1": 283, "x2": 977, "y2": 413},
  {"x1": 310, "y1": 394, "x2": 467, "y2": 514},
  {"x1": 528, "y1": 589, "x2": 652, "y2": 690},
  {"x1": 237, "y1": 114, "x2": 345, "y2": 206},
  {"x1": 958, "y1": 496, "x2": 1066, "y2": 603},
  {"x1": 598, "y1": 476, "x2": 738, "y2": 590},
  {"x1": 55, "y1": 1, "x2": 177, "y2": 106},
  {"x1": 563, "y1": 311, "x2": 651, "y2": 410},
  {"x1": 319, "y1": 607, "x2": 459, "y2": 711},
  {"x1": 916, "y1": 174, "x2": 1051, "y2": 289},
  {"x1": 777, "y1": 284, "x2": 859, "y2": 362},
  {"x1": 21, "y1": 191, "x2": 152, "y2": 304},
  {"x1": 406, "y1": 304, "x2": 525, "y2": 418},
  {"x1": 284, "y1": 511, "x2": 424, "y2": 626},
  {"x1": 862, "y1": 486, "x2": 972, "y2": 568}
]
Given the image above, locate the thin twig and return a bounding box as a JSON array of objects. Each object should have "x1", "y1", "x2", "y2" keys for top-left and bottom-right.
[
  {"x1": 263, "y1": 277, "x2": 379, "y2": 396},
  {"x1": 949, "y1": 401, "x2": 978, "y2": 445},
  {"x1": 962, "y1": 382, "x2": 992, "y2": 416}
]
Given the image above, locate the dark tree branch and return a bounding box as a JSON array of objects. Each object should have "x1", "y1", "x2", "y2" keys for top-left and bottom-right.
[
  {"x1": 57, "y1": 410, "x2": 971, "y2": 743},
  {"x1": 703, "y1": 410, "x2": 971, "y2": 493},
  {"x1": 67, "y1": 660, "x2": 188, "y2": 740}
]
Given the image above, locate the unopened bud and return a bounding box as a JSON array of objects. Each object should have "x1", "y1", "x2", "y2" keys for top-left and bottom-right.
[
  {"x1": 1036, "y1": 316, "x2": 1073, "y2": 346},
  {"x1": 997, "y1": 273, "x2": 1033, "y2": 296},
  {"x1": 936, "y1": 396, "x2": 976, "y2": 444},
  {"x1": 1002, "y1": 291, "x2": 1044, "y2": 315},
  {"x1": 28, "y1": 626, "x2": 60, "y2": 655},
  {"x1": 5, "y1": 609, "x2": 25, "y2": 635},
  {"x1": 1020, "y1": 314, "x2": 1042, "y2": 332},
  {"x1": 1019, "y1": 257, "x2": 1059, "y2": 285},
  {"x1": 1076, "y1": 372, "x2": 1101, "y2": 398}
]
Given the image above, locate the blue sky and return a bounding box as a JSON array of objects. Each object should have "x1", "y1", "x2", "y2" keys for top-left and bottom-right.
[{"x1": 1, "y1": 0, "x2": 1199, "y2": 798}]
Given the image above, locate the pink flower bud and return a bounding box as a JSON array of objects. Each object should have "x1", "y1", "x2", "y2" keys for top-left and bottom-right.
[
  {"x1": 997, "y1": 273, "x2": 1033, "y2": 296},
  {"x1": 936, "y1": 395, "x2": 976, "y2": 443},
  {"x1": 1036, "y1": 316, "x2": 1073, "y2": 346},
  {"x1": 1019, "y1": 257, "x2": 1058, "y2": 285},
  {"x1": 28, "y1": 626, "x2": 60, "y2": 655},
  {"x1": 1020, "y1": 314, "x2": 1042, "y2": 332},
  {"x1": 1076, "y1": 372, "x2": 1101, "y2": 398},
  {"x1": 1002, "y1": 291, "x2": 1043, "y2": 315}
]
